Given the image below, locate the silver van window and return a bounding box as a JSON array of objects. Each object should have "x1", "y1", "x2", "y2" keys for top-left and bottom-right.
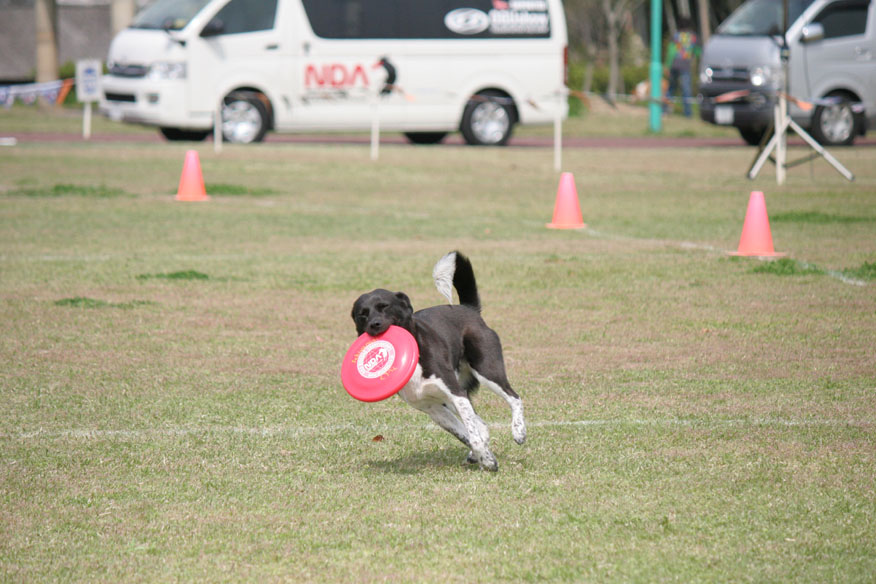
[
  {"x1": 717, "y1": 0, "x2": 817, "y2": 35},
  {"x1": 811, "y1": 0, "x2": 870, "y2": 38}
]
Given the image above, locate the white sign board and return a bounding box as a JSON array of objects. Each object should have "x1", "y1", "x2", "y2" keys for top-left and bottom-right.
[{"x1": 75, "y1": 59, "x2": 102, "y2": 103}]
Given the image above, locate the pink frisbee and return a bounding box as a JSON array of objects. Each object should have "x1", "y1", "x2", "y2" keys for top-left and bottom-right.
[{"x1": 340, "y1": 325, "x2": 419, "y2": 402}]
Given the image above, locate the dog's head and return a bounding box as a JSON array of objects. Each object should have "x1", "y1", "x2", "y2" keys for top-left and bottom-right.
[{"x1": 351, "y1": 288, "x2": 414, "y2": 336}]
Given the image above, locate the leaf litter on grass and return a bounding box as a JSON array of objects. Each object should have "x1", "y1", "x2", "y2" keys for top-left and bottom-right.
[
  {"x1": 136, "y1": 270, "x2": 210, "y2": 281},
  {"x1": 9, "y1": 184, "x2": 130, "y2": 198},
  {"x1": 54, "y1": 297, "x2": 155, "y2": 309}
]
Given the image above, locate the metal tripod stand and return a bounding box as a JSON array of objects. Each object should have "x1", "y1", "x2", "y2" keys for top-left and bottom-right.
[
  {"x1": 747, "y1": 89, "x2": 855, "y2": 183},
  {"x1": 747, "y1": 3, "x2": 854, "y2": 184}
]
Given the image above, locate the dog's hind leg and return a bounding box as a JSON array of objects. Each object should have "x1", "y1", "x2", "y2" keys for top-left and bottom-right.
[
  {"x1": 465, "y1": 327, "x2": 526, "y2": 444},
  {"x1": 465, "y1": 327, "x2": 526, "y2": 445},
  {"x1": 473, "y1": 371, "x2": 526, "y2": 445}
]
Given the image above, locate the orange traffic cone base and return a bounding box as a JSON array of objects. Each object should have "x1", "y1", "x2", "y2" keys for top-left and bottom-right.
[
  {"x1": 546, "y1": 221, "x2": 587, "y2": 230},
  {"x1": 728, "y1": 191, "x2": 783, "y2": 257},
  {"x1": 176, "y1": 150, "x2": 209, "y2": 202},
  {"x1": 728, "y1": 250, "x2": 786, "y2": 257},
  {"x1": 547, "y1": 172, "x2": 586, "y2": 229}
]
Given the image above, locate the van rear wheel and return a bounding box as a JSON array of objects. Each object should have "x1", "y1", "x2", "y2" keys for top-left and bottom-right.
[
  {"x1": 221, "y1": 91, "x2": 269, "y2": 144},
  {"x1": 460, "y1": 91, "x2": 514, "y2": 146}
]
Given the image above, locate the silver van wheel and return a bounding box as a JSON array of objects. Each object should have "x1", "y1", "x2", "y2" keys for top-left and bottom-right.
[
  {"x1": 811, "y1": 99, "x2": 857, "y2": 147},
  {"x1": 461, "y1": 92, "x2": 514, "y2": 146},
  {"x1": 221, "y1": 92, "x2": 269, "y2": 144}
]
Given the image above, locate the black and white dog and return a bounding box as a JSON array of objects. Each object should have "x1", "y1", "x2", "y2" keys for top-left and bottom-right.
[{"x1": 351, "y1": 251, "x2": 525, "y2": 471}]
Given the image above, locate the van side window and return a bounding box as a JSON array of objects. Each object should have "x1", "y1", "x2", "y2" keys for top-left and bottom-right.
[
  {"x1": 211, "y1": 0, "x2": 278, "y2": 35},
  {"x1": 300, "y1": 0, "x2": 404, "y2": 38},
  {"x1": 811, "y1": 0, "x2": 870, "y2": 38},
  {"x1": 301, "y1": 0, "x2": 551, "y2": 39},
  {"x1": 339, "y1": 0, "x2": 401, "y2": 38}
]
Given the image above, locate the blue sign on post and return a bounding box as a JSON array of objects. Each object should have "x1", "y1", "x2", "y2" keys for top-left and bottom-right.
[
  {"x1": 75, "y1": 59, "x2": 102, "y2": 103},
  {"x1": 75, "y1": 59, "x2": 102, "y2": 139}
]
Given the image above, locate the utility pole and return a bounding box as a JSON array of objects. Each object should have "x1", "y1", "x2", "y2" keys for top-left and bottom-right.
[{"x1": 649, "y1": 0, "x2": 663, "y2": 132}]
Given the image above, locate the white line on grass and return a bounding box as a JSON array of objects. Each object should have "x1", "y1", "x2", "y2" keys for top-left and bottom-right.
[
  {"x1": 0, "y1": 253, "x2": 254, "y2": 263},
  {"x1": 4, "y1": 232, "x2": 867, "y2": 286},
  {"x1": 586, "y1": 228, "x2": 868, "y2": 287},
  {"x1": 6, "y1": 417, "x2": 871, "y2": 442}
]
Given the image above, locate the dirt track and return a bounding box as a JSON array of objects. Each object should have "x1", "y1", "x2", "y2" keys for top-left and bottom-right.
[{"x1": 4, "y1": 130, "x2": 875, "y2": 148}]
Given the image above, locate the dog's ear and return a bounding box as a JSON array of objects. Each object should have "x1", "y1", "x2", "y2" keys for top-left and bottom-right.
[
  {"x1": 351, "y1": 297, "x2": 361, "y2": 322},
  {"x1": 394, "y1": 292, "x2": 412, "y2": 311},
  {"x1": 393, "y1": 292, "x2": 415, "y2": 330},
  {"x1": 351, "y1": 296, "x2": 366, "y2": 334}
]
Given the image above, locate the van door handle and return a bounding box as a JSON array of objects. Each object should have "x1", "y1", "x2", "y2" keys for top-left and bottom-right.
[
  {"x1": 855, "y1": 46, "x2": 871, "y2": 60},
  {"x1": 265, "y1": 43, "x2": 279, "y2": 50}
]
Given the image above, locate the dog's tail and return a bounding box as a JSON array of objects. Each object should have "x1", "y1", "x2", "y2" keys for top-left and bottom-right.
[{"x1": 433, "y1": 251, "x2": 481, "y2": 312}]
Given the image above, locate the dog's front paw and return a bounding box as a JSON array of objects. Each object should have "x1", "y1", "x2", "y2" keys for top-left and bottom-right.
[
  {"x1": 512, "y1": 421, "x2": 527, "y2": 445},
  {"x1": 480, "y1": 452, "x2": 498, "y2": 472},
  {"x1": 464, "y1": 450, "x2": 498, "y2": 471},
  {"x1": 511, "y1": 402, "x2": 526, "y2": 445}
]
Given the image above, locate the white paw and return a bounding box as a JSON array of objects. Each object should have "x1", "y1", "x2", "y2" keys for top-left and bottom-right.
[
  {"x1": 512, "y1": 420, "x2": 527, "y2": 445},
  {"x1": 480, "y1": 451, "x2": 498, "y2": 472},
  {"x1": 465, "y1": 449, "x2": 498, "y2": 471}
]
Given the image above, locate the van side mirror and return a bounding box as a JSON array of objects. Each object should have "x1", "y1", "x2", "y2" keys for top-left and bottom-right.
[
  {"x1": 201, "y1": 18, "x2": 225, "y2": 38},
  {"x1": 801, "y1": 22, "x2": 825, "y2": 43}
]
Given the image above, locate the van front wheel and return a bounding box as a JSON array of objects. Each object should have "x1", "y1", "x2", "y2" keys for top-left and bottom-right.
[
  {"x1": 159, "y1": 127, "x2": 210, "y2": 142},
  {"x1": 738, "y1": 126, "x2": 767, "y2": 146},
  {"x1": 460, "y1": 91, "x2": 514, "y2": 146},
  {"x1": 810, "y1": 95, "x2": 858, "y2": 146},
  {"x1": 221, "y1": 91, "x2": 269, "y2": 144},
  {"x1": 404, "y1": 132, "x2": 448, "y2": 145}
]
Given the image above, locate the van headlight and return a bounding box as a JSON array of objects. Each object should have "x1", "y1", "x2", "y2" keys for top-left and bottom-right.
[
  {"x1": 749, "y1": 67, "x2": 777, "y2": 88},
  {"x1": 147, "y1": 62, "x2": 187, "y2": 80}
]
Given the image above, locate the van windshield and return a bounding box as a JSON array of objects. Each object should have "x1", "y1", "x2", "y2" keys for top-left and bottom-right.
[
  {"x1": 717, "y1": 0, "x2": 816, "y2": 35},
  {"x1": 130, "y1": 0, "x2": 214, "y2": 30}
]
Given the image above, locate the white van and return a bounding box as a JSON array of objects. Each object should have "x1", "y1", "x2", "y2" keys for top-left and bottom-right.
[
  {"x1": 99, "y1": 0, "x2": 568, "y2": 145},
  {"x1": 698, "y1": 0, "x2": 876, "y2": 146}
]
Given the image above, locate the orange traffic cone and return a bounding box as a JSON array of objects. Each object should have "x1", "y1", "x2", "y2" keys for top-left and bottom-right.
[
  {"x1": 730, "y1": 191, "x2": 785, "y2": 257},
  {"x1": 546, "y1": 172, "x2": 586, "y2": 229},
  {"x1": 175, "y1": 150, "x2": 209, "y2": 202}
]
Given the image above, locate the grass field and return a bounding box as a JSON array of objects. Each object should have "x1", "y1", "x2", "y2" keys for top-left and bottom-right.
[{"x1": 1, "y1": 106, "x2": 875, "y2": 582}]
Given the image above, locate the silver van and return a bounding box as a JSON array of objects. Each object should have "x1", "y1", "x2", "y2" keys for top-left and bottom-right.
[{"x1": 698, "y1": 0, "x2": 876, "y2": 146}]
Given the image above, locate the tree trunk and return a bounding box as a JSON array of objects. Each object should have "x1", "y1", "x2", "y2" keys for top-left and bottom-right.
[
  {"x1": 676, "y1": 0, "x2": 691, "y2": 19},
  {"x1": 35, "y1": 0, "x2": 59, "y2": 83},
  {"x1": 582, "y1": 61, "x2": 594, "y2": 93},
  {"x1": 697, "y1": 0, "x2": 711, "y2": 44},
  {"x1": 111, "y1": 0, "x2": 137, "y2": 35},
  {"x1": 603, "y1": 0, "x2": 620, "y2": 103},
  {"x1": 664, "y1": 0, "x2": 677, "y2": 36}
]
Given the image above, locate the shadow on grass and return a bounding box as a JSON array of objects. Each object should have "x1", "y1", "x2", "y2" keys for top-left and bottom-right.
[{"x1": 367, "y1": 446, "x2": 479, "y2": 474}]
